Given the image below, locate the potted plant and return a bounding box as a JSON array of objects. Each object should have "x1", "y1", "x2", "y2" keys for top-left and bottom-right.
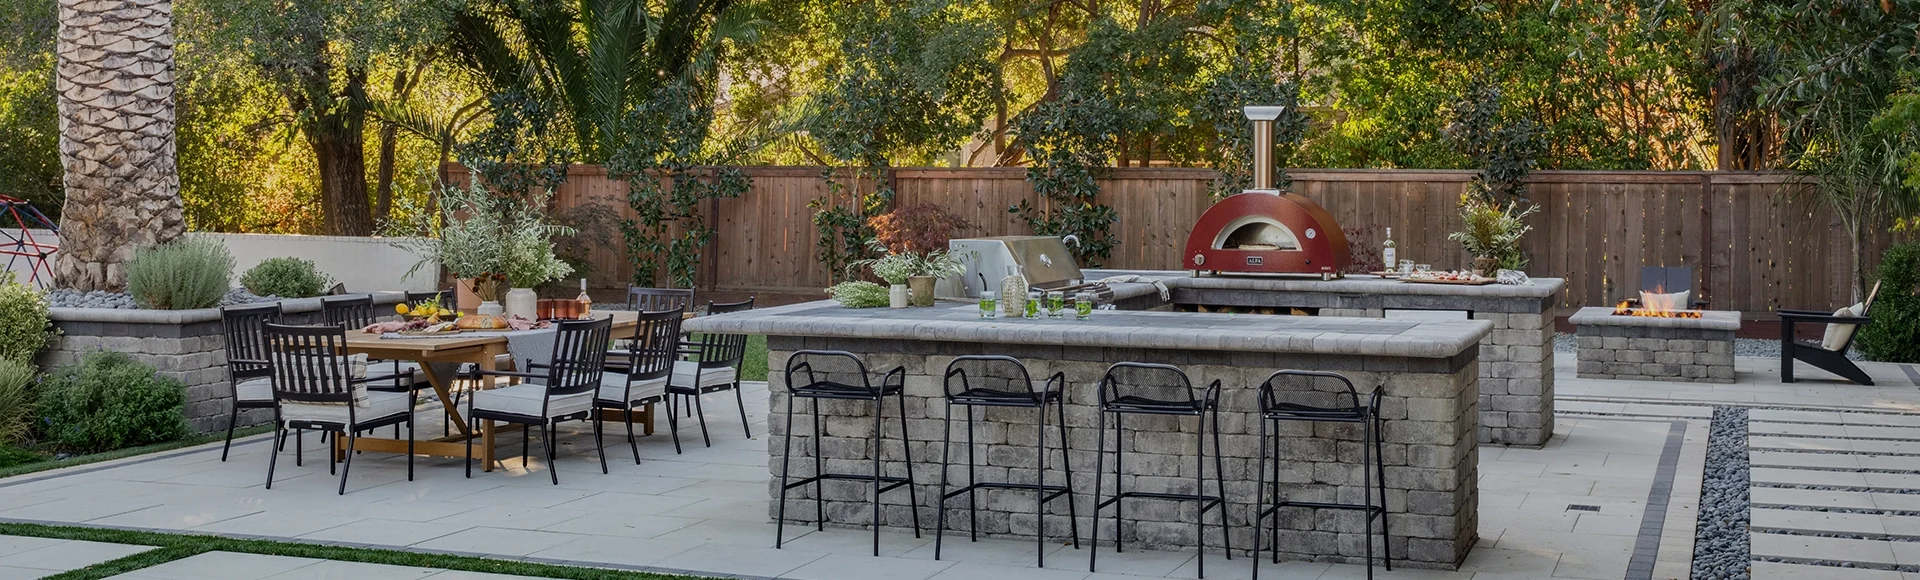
[
  {"x1": 909, "y1": 249, "x2": 966, "y2": 307},
  {"x1": 393, "y1": 173, "x2": 573, "y2": 317},
  {"x1": 499, "y1": 200, "x2": 576, "y2": 320},
  {"x1": 1447, "y1": 193, "x2": 1538, "y2": 277},
  {"x1": 870, "y1": 204, "x2": 973, "y2": 307},
  {"x1": 869, "y1": 253, "x2": 917, "y2": 308}
]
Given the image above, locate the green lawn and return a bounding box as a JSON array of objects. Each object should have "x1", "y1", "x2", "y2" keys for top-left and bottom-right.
[
  {"x1": 742, "y1": 335, "x2": 767, "y2": 381},
  {"x1": 0, "y1": 522, "x2": 710, "y2": 580}
]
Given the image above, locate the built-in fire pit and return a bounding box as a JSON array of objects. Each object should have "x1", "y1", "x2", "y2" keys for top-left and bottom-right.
[{"x1": 1570, "y1": 306, "x2": 1740, "y2": 383}]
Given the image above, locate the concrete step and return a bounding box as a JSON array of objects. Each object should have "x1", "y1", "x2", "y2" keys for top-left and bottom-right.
[
  {"x1": 1750, "y1": 533, "x2": 1904, "y2": 567},
  {"x1": 1752, "y1": 409, "x2": 1920, "y2": 429},
  {"x1": 1751, "y1": 436, "x2": 1920, "y2": 456},
  {"x1": 1749, "y1": 560, "x2": 1906, "y2": 579}
]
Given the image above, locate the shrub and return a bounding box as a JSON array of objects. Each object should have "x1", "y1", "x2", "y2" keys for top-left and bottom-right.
[
  {"x1": 1859, "y1": 242, "x2": 1920, "y2": 362},
  {"x1": 240, "y1": 257, "x2": 332, "y2": 298},
  {"x1": 0, "y1": 358, "x2": 34, "y2": 446},
  {"x1": 36, "y1": 352, "x2": 188, "y2": 454},
  {"x1": 125, "y1": 237, "x2": 234, "y2": 310},
  {"x1": 0, "y1": 278, "x2": 50, "y2": 363},
  {"x1": 0, "y1": 445, "x2": 43, "y2": 469},
  {"x1": 869, "y1": 204, "x2": 973, "y2": 255}
]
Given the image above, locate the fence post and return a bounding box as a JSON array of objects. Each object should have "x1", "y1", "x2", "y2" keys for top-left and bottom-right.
[{"x1": 1698, "y1": 172, "x2": 1713, "y2": 307}]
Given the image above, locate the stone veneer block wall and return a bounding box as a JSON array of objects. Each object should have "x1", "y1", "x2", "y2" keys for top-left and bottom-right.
[
  {"x1": 1568, "y1": 307, "x2": 1739, "y2": 384},
  {"x1": 761, "y1": 337, "x2": 1482, "y2": 569},
  {"x1": 1169, "y1": 276, "x2": 1563, "y2": 447},
  {"x1": 38, "y1": 294, "x2": 404, "y2": 433}
]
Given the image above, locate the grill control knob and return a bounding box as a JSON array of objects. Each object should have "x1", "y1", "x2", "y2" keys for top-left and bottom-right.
[{"x1": 1192, "y1": 253, "x2": 1205, "y2": 266}]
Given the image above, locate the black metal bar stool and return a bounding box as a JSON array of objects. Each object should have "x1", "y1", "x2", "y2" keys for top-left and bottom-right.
[
  {"x1": 1089, "y1": 362, "x2": 1230, "y2": 578},
  {"x1": 1252, "y1": 370, "x2": 1391, "y2": 580},
  {"x1": 774, "y1": 350, "x2": 921, "y2": 556},
  {"x1": 934, "y1": 355, "x2": 1079, "y2": 566}
]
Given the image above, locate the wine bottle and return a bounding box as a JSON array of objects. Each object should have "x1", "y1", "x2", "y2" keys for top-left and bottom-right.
[
  {"x1": 576, "y1": 278, "x2": 592, "y2": 319},
  {"x1": 1382, "y1": 227, "x2": 1397, "y2": 273}
]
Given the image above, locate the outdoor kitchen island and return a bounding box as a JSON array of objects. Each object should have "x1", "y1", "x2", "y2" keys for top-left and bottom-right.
[
  {"x1": 684, "y1": 300, "x2": 1490, "y2": 568},
  {"x1": 1091, "y1": 271, "x2": 1565, "y2": 447}
]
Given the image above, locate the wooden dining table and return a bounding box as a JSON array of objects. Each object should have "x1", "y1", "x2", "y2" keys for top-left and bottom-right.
[{"x1": 337, "y1": 310, "x2": 644, "y2": 471}]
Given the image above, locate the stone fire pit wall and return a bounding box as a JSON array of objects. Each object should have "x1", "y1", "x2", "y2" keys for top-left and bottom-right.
[
  {"x1": 689, "y1": 302, "x2": 1490, "y2": 569},
  {"x1": 1568, "y1": 306, "x2": 1739, "y2": 384},
  {"x1": 38, "y1": 294, "x2": 404, "y2": 433}
]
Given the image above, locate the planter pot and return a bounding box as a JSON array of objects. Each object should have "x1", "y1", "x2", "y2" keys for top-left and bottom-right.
[
  {"x1": 455, "y1": 279, "x2": 480, "y2": 311},
  {"x1": 907, "y1": 276, "x2": 936, "y2": 307},
  {"x1": 503, "y1": 288, "x2": 539, "y2": 320},
  {"x1": 889, "y1": 284, "x2": 910, "y2": 309},
  {"x1": 476, "y1": 300, "x2": 505, "y2": 316},
  {"x1": 1473, "y1": 257, "x2": 1500, "y2": 277}
]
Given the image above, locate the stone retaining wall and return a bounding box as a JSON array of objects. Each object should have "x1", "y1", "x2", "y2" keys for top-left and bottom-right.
[
  {"x1": 765, "y1": 336, "x2": 1481, "y2": 569},
  {"x1": 38, "y1": 294, "x2": 404, "y2": 433}
]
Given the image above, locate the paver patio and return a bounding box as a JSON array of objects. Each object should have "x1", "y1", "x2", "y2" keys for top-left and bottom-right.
[{"x1": 3, "y1": 355, "x2": 1919, "y2": 579}]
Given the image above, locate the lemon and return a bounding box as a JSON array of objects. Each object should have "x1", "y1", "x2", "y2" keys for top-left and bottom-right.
[{"x1": 395, "y1": 303, "x2": 410, "y2": 315}]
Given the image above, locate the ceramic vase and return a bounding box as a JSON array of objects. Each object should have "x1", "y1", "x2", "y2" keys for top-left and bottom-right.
[
  {"x1": 504, "y1": 288, "x2": 538, "y2": 320},
  {"x1": 476, "y1": 301, "x2": 505, "y2": 316},
  {"x1": 889, "y1": 284, "x2": 909, "y2": 308}
]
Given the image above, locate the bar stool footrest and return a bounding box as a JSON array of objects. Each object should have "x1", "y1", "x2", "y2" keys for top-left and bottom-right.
[
  {"x1": 940, "y1": 482, "x2": 1073, "y2": 503},
  {"x1": 1098, "y1": 491, "x2": 1226, "y2": 512},
  {"x1": 1268, "y1": 500, "x2": 1386, "y2": 514},
  {"x1": 783, "y1": 472, "x2": 914, "y2": 495}
]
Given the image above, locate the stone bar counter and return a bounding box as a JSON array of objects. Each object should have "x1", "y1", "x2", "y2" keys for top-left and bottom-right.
[
  {"x1": 1090, "y1": 271, "x2": 1564, "y2": 447},
  {"x1": 685, "y1": 301, "x2": 1490, "y2": 568}
]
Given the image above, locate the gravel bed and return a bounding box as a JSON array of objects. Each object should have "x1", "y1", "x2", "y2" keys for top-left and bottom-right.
[
  {"x1": 46, "y1": 287, "x2": 280, "y2": 309},
  {"x1": 1552, "y1": 333, "x2": 1863, "y2": 361},
  {"x1": 1693, "y1": 406, "x2": 1751, "y2": 580}
]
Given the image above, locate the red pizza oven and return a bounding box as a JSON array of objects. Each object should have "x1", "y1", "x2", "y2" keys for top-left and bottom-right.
[{"x1": 1182, "y1": 106, "x2": 1350, "y2": 277}]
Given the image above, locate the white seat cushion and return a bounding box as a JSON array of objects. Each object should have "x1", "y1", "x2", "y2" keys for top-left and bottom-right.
[
  {"x1": 671, "y1": 360, "x2": 737, "y2": 389},
  {"x1": 1822, "y1": 302, "x2": 1865, "y2": 351},
  {"x1": 598, "y1": 374, "x2": 668, "y2": 406},
  {"x1": 472, "y1": 383, "x2": 595, "y2": 419},
  {"x1": 281, "y1": 390, "x2": 411, "y2": 426},
  {"x1": 235, "y1": 377, "x2": 273, "y2": 402}
]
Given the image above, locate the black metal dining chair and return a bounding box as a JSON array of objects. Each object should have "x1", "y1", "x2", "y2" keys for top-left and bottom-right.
[
  {"x1": 263, "y1": 323, "x2": 416, "y2": 495},
  {"x1": 626, "y1": 286, "x2": 693, "y2": 313},
  {"x1": 321, "y1": 294, "x2": 423, "y2": 438},
  {"x1": 465, "y1": 317, "x2": 614, "y2": 484},
  {"x1": 664, "y1": 297, "x2": 754, "y2": 451},
  {"x1": 598, "y1": 308, "x2": 684, "y2": 463},
  {"x1": 219, "y1": 302, "x2": 281, "y2": 462}
]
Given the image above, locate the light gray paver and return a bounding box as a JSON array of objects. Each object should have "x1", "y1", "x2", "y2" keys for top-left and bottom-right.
[{"x1": 0, "y1": 536, "x2": 152, "y2": 577}]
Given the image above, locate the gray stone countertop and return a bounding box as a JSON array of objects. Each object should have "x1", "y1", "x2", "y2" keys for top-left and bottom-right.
[
  {"x1": 1084, "y1": 269, "x2": 1566, "y2": 299},
  {"x1": 685, "y1": 300, "x2": 1492, "y2": 359},
  {"x1": 1567, "y1": 306, "x2": 1742, "y2": 330},
  {"x1": 49, "y1": 292, "x2": 408, "y2": 324}
]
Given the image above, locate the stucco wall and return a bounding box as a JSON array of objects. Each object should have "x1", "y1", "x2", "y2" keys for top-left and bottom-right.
[{"x1": 8, "y1": 230, "x2": 436, "y2": 293}]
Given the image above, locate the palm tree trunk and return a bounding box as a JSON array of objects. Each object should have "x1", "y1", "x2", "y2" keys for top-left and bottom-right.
[{"x1": 52, "y1": 0, "x2": 186, "y2": 291}]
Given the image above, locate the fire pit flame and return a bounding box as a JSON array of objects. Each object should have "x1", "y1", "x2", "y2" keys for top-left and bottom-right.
[{"x1": 1613, "y1": 300, "x2": 1703, "y2": 319}]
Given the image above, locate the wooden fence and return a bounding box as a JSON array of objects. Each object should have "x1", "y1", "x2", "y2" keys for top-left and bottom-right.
[{"x1": 448, "y1": 165, "x2": 1891, "y2": 317}]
